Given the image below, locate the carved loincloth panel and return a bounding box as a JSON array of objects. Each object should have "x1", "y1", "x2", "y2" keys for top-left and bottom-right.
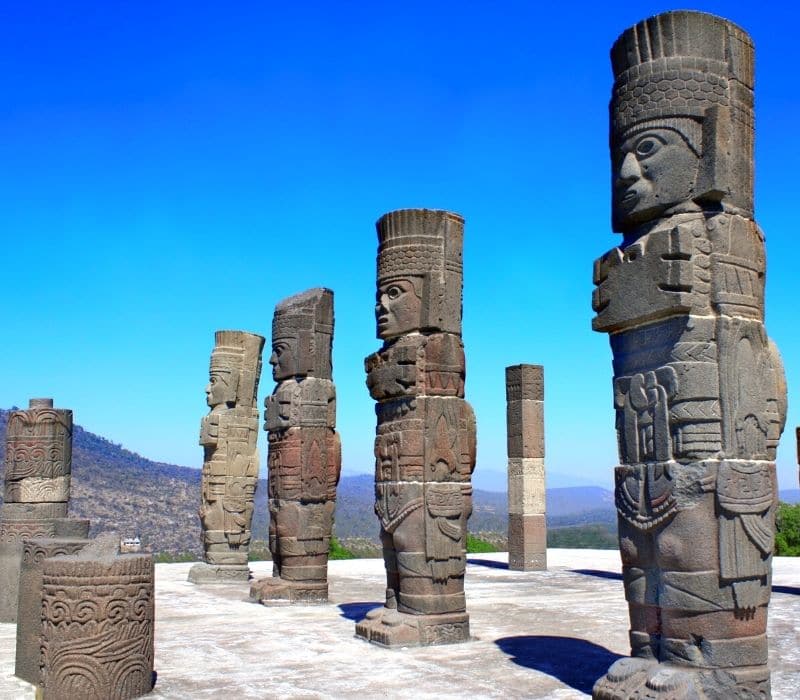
[
  {"x1": 41, "y1": 553, "x2": 155, "y2": 700},
  {"x1": 612, "y1": 317, "x2": 723, "y2": 463},
  {"x1": 375, "y1": 405, "x2": 424, "y2": 483}
]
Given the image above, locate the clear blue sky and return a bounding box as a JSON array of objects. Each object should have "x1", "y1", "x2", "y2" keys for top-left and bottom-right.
[{"x1": 2, "y1": 2, "x2": 798, "y2": 492}]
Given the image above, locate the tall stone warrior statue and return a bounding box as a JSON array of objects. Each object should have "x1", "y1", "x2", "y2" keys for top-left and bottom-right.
[
  {"x1": 189, "y1": 330, "x2": 265, "y2": 583},
  {"x1": 592, "y1": 11, "x2": 787, "y2": 698},
  {"x1": 356, "y1": 208, "x2": 477, "y2": 647},
  {"x1": 250, "y1": 288, "x2": 341, "y2": 603},
  {"x1": 0, "y1": 398, "x2": 89, "y2": 622}
]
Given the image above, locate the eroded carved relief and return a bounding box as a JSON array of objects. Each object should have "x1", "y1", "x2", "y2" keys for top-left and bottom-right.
[
  {"x1": 592, "y1": 12, "x2": 786, "y2": 699},
  {"x1": 0, "y1": 399, "x2": 89, "y2": 622},
  {"x1": 355, "y1": 208, "x2": 476, "y2": 647},
  {"x1": 250, "y1": 288, "x2": 341, "y2": 603},
  {"x1": 40, "y1": 535, "x2": 155, "y2": 700},
  {"x1": 188, "y1": 331, "x2": 264, "y2": 584}
]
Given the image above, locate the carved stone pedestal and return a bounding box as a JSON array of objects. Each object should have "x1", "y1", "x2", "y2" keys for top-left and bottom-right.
[
  {"x1": 355, "y1": 607, "x2": 470, "y2": 648},
  {"x1": 594, "y1": 657, "x2": 770, "y2": 700},
  {"x1": 187, "y1": 562, "x2": 250, "y2": 584},
  {"x1": 250, "y1": 577, "x2": 328, "y2": 604}
]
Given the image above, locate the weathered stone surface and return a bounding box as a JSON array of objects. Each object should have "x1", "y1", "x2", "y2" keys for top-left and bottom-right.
[
  {"x1": 508, "y1": 513, "x2": 547, "y2": 571},
  {"x1": 191, "y1": 330, "x2": 264, "y2": 584},
  {"x1": 355, "y1": 209, "x2": 476, "y2": 647},
  {"x1": 592, "y1": 11, "x2": 787, "y2": 698},
  {"x1": 0, "y1": 399, "x2": 89, "y2": 623},
  {"x1": 250, "y1": 288, "x2": 341, "y2": 604},
  {"x1": 14, "y1": 536, "x2": 91, "y2": 685},
  {"x1": 507, "y1": 459, "x2": 546, "y2": 515},
  {"x1": 506, "y1": 366, "x2": 546, "y2": 571},
  {"x1": 40, "y1": 534, "x2": 155, "y2": 699}
]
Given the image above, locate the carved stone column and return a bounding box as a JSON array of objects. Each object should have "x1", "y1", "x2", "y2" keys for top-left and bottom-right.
[
  {"x1": 40, "y1": 535, "x2": 155, "y2": 699},
  {"x1": 506, "y1": 364, "x2": 546, "y2": 570},
  {"x1": 355, "y1": 208, "x2": 477, "y2": 647},
  {"x1": 592, "y1": 11, "x2": 787, "y2": 698},
  {"x1": 0, "y1": 398, "x2": 89, "y2": 622},
  {"x1": 189, "y1": 331, "x2": 265, "y2": 583},
  {"x1": 15, "y1": 536, "x2": 92, "y2": 685},
  {"x1": 250, "y1": 288, "x2": 341, "y2": 604}
]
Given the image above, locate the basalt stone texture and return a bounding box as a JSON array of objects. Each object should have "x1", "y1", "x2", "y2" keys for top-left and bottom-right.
[
  {"x1": 189, "y1": 330, "x2": 264, "y2": 584},
  {"x1": 356, "y1": 209, "x2": 477, "y2": 647},
  {"x1": 39, "y1": 534, "x2": 155, "y2": 699},
  {"x1": 0, "y1": 399, "x2": 90, "y2": 623},
  {"x1": 14, "y1": 536, "x2": 92, "y2": 685},
  {"x1": 506, "y1": 365, "x2": 546, "y2": 571},
  {"x1": 592, "y1": 11, "x2": 787, "y2": 699},
  {"x1": 250, "y1": 288, "x2": 342, "y2": 604}
]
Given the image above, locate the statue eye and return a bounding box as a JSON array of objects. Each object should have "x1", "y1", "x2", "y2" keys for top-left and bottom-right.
[
  {"x1": 387, "y1": 285, "x2": 402, "y2": 300},
  {"x1": 634, "y1": 136, "x2": 662, "y2": 159}
]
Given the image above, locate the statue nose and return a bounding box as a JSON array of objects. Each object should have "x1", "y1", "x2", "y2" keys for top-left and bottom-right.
[{"x1": 618, "y1": 152, "x2": 641, "y2": 184}]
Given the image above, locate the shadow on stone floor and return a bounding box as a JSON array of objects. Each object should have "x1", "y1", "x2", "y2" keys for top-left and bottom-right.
[
  {"x1": 772, "y1": 585, "x2": 800, "y2": 596},
  {"x1": 572, "y1": 568, "x2": 623, "y2": 581},
  {"x1": 467, "y1": 558, "x2": 509, "y2": 569},
  {"x1": 495, "y1": 635, "x2": 622, "y2": 694},
  {"x1": 338, "y1": 601, "x2": 382, "y2": 621}
]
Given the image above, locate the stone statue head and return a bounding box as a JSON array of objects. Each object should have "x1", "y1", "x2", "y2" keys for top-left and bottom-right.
[
  {"x1": 376, "y1": 208, "x2": 464, "y2": 340},
  {"x1": 271, "y1": 288, "x2": 334, "y2": 381},
  {"x1": 207, "y1": 330, "x2": 265, "y2": 410},
  {"x1": 609, "y1": 11, "x2": 755, "y2": 233}
]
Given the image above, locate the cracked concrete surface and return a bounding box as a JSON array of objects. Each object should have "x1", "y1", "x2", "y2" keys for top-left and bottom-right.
[{"x1": 1, "y1": 549, "x2": 798, "y2": 698}]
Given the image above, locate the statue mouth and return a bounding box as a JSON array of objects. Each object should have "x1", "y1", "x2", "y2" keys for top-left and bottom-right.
[{"x1": 620, "y1": 189, "x2": 639, "y2": 209}]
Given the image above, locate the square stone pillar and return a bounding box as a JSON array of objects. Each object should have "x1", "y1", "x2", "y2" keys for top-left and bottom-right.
[{"x1": 506, "y1": 365, "x2": 546, "y2": 570}]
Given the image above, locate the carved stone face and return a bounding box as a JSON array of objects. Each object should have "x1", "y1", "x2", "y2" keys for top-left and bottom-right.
[
  {"x1": 376, "y1": 278, "x2": 422, "y2": 339},
  {"x1": 206, "y1": 370, "x2": 232, "y2": 408},
  {"x1": 613, "y1": 127, "x2": 700, "y2": 230},
  {"x1": 270, "y1": 338, "x2": 299, "y2": 380}
]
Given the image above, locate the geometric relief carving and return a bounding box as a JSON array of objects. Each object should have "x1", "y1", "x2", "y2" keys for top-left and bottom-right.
[
  {"x1": 0, "y1": 399, "x2": 90, "y2": 624},
  {"x1": 40, "y1": 538, "x2": 155, "y2": 700},
  {"x1": 250, "y1": 288, "x2": 341, "y2": 604},
  {"x1": 189, "y1": 331, "x2": 264, "y2": 584},
  {"x1": 592, "y1": 11, "x2": 786, "y2": 699},
  {"x1": 356, "y1": 208, "x2": 476, "y2": 647}
]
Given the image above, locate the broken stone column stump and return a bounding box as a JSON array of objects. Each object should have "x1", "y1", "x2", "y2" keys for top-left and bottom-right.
[
  {"x1": 14, "y1": 536, "x2": 92, "y2": 685},
  {"x1": 39, "y1": 537, "x2": 155, "y2": 700},
  {"x1": 0, "y1": 398, "x2": 89, "y2": 623},
  {"x1": 506, "y1": 364, "x2": 547, "y2": 571}
]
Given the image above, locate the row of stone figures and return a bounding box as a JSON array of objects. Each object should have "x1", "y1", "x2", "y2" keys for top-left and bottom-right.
[
  {"x1": 0, "y1": 9, "x2": 790, "y2": 700},
  {"x1": 0, "y1": 399, "x2": 156, "y2": 700},
  {"x1": 185, "y1": 10, "x2": 788, "y2": 699}
]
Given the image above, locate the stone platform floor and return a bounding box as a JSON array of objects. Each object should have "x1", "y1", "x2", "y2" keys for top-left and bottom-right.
[{"x1": 1, "y1": 549, "x2": 798, "y2": 699}]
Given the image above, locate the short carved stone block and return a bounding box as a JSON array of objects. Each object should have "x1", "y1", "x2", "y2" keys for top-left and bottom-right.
[{"x1": 40, "y1": 538, "x2": 155, "y2": 700}]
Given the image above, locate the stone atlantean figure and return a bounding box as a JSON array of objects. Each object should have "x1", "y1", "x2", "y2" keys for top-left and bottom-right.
[
  {"x1": 0, "y1": 398, "x2": 89, "y2": 622},
  {"x1": 39, "y1": 533, "x2": 155, "y2": 700},
  {"x1": 356, "y1": 208, "x2": 477, "y2": 647},
  {"x1": 250, "y1": 288, "x2": 341, "y2": 603},
  {"x1": 592, "y1": 11, "x2": 786, "y2": 698},
  {"x1": 188, "y1": 330, "x2": 265, "y2": 584},
  {"x1": 506, "y1": 365, "x2": 546, "y2": 571}
]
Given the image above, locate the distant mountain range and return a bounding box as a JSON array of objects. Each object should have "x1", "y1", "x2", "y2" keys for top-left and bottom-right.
[{"x1": 1, "y1": 408, "x2": 796, "y2": 555}]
